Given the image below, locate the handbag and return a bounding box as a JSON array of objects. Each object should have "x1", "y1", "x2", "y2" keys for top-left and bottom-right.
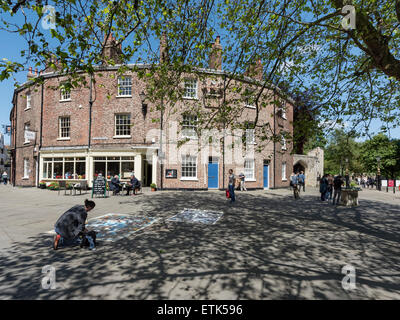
[{"x1": 226, "y1": 189, "x2": 230, "y2": 198}]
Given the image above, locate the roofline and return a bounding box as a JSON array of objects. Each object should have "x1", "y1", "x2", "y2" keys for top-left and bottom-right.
[{"x1": 13, "y1": 63, "x2": 295, "y2": 104}]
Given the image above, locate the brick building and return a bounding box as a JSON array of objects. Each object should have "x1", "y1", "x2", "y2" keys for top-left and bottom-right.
[{"x1": 9, "y1": 36, "x2": 293, "y2": 189}]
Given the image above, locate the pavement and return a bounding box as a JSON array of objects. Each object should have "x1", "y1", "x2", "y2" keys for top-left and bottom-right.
[{"x1": 0, "y1": 184, "x2": 399, "y2": 299}]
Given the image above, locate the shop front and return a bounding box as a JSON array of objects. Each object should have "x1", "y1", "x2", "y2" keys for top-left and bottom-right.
[{"x1": 39, "y1": 148, "x2": 158, "y2": 188}]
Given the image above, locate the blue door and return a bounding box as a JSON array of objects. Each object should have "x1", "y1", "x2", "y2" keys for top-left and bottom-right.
[
  {"x1": 263, "y1": 165, "x2": 269, "y2": 189},
  {"x1": 208, "y1": 163, "x2": 219, "y2": 189}
]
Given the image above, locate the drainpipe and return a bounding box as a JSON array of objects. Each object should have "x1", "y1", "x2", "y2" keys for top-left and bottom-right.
[
  {"x1": 273, "y1": 93, "x2": 276, "y2": 189},
  {"x1": 160, "y1": 95, "x2": 164, "y2": 190},
  {"x1": 13, "y1": 93, "x2": 18, "y2": 187},
  {"x1": 88, "y1": 74, "x2": 93, "y2": 149},
  {"x1": 37, "y1": 82, "x2": 44, "y2": 186},
  {"x1": 222, "y1": 74, "x2": 226, "y2": 190}
]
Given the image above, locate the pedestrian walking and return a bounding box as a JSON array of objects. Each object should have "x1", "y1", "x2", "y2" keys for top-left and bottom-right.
[
  {"x1": 290, "y1": 172, "x2": 300, "y2": 199},
  {"x1": 2, "y1": 171, "x2": 8, "y2": 185},
  {"x1": 298, "y1": 171, "x2": 305, "y2": 192},
  {"x1": 238, "y1": 172, "x2": 247, "y2": 191},
  {"x1": 319, "y1": 174, "x2": 328, "y2": 201},
  {"x1": 326, "y1": 174, "x2": 334, "y2": 201},
  {"x1": 332, "y1": 175, "x2": 344, "y2": 205},
  {"x1": 228, "y1": 169, "x2": 236, "y2": 203}
]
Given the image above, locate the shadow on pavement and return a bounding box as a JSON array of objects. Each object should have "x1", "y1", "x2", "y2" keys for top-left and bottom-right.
[{"x1": 0, "y1": 191, "x2": 399, "y2": 299}]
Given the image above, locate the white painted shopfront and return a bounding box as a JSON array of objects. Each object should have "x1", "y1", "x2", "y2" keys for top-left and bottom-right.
[{"x1": 39, "y1": 147, "x2": 158, "y2": 187}]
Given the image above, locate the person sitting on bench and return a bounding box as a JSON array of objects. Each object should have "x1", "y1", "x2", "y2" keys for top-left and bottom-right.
[
  {"x1": 109, "y1": 175, "x2": 122, "y2": 195},
  {"x1": 126, "y1": 174, "x2": 141, "y2": 195}
]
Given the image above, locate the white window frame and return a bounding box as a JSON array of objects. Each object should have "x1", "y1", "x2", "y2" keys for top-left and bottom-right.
[
  {"x1": 183, "y1": 79, "x2": 198, "y2": 99},
  {"x1": 23, "y1": 158, "x2": 29, "y2": 179},
  {"x1": 24, "y1": 123, "x2": 30, "y2": 144},
  {"x1": 114, "y1": 114, "x2": 131, "y2": 138},
  {"x1": 279, "y1": 101, "x2": 287, "y2": 120},
  {"x1": 244, "y1": 159, "x2": 255, "y2": 181},
  {"x1": 117, "y1": 76, "x2": 132, "y2": 97},
  {"x1": 60, "y1": 85, "x2": 71, "y2": 101},
  {"x1": 182, "y1": 114, "x2": 198, "y2": 139},
  {"x1": 58, "y1": 116, "x2": 71, "y2": 139},
  {"x1": 282, "y1": 162, "x2": 287, "y2": 181},
  {"x1": 181, "y1": 155, "x2": 197, "y2": 180},
  {"x1": 244, "y1": 90, "x2": 256, "y2": 109},
  {"x1": 26, "y1": 93, "x2": 31, "y2": 110},
  {"x1": 281, "y1": 136, "x2": 287, "y2": 150},
  {"x1": 246, "y1": 128, "x2": 256, "y2": 145}
]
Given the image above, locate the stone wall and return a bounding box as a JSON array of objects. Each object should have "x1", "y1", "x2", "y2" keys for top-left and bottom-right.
[{"x1": 293, "y1": 147, "x2": 324, "y2": 187}]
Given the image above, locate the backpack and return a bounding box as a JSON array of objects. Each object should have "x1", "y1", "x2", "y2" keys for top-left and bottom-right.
[{"x1": 80, "y1": 230, "x2": 97, "y2": 248}]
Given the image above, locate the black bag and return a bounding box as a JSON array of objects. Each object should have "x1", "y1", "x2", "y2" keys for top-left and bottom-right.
[{"x1": 80, "y1": 230, "x2": 97, "y2": 248}]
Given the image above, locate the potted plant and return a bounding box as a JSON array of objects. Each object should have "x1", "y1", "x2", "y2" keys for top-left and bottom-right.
[
  {"x1": 39, "y1": 180, "x2": 47, "y2": 189},
  {"x1": 47, "y1": 182, "x2": 59, "y2": 190},
  {"x1": 150, "y1": 183, "x2": 157, "y2": 191}
]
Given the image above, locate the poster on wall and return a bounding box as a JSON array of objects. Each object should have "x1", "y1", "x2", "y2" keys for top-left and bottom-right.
[{"x1": 165, "y1": 169, "x2": 177, "y2": 178}]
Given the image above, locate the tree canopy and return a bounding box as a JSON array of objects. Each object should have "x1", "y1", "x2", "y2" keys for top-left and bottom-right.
[{"x1": 1, "y1": 0, "x2": 400, "y2": 142}]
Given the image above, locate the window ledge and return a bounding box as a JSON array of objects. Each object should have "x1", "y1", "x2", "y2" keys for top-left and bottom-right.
[
  {"x1": 57, "y1": 137, "x2": 71, "y2": 141},
  {"x1": 245, "y1": 179, "x2": 256, "y2": 182},
  {"x1": 180, "y1": 177, "x2": 198, "y2": 181},
  {"x1": 23, "y1": 141, "x2": 30, "y2": 145},
  {"x1": 182, "y1": 96, "x2": 198, "y2": 100},
  {"x1": 59, "y1": 99, "x2": 72, "y2": 103},
  {"x1": 116, "y1": 95, "x2": 132, "y2": 98},
  {"x1": 22, "y1": 177, "x2": 29, "y2": 180},
  {"x1": 282, "y1": 178, "x2": 288, "y2": 181},
  {"x1": 113, "y1": 135, "x2": 132, "y2": 139},
  {"x1": 245, "y1": 105, "x2": 256, "y2": 109},
  {"x1": 24, "y1": 107, "x2": 31, "y2": 111}
]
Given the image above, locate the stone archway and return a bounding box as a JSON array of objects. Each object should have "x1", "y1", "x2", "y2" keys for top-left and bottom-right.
[{"x1": 293, "y1": 159, "x2": 308, "y2": 174}]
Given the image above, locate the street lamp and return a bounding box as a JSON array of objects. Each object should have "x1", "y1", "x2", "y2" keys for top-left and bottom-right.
[
  {"x1": 139, "y1": 91, "x2": 147, "y2": 118},
  {"x1": 376, "y1": 156, "x2": 381, "y2": 191},
  {"x1": 345, "y1": 158, "x2": 350, "y2": 188}
]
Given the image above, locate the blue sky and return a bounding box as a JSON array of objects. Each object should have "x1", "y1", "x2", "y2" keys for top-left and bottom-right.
[{"x1": 1, "y1": 8, "x2": 400, "y2": 146}]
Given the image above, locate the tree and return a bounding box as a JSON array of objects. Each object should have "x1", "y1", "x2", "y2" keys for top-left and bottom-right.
[
  {"x1": 359, "y1": 133, "x2": 400, "y2": 178},
  {"x1": 1, "y1": 0, "x2": 400, "y2": 141},
  {"x1": 324, "y1": 129, "x2": 362, "y2": 175},
  {"x1": 292, "y1": 90, "x2": 326, "y2": 154}
]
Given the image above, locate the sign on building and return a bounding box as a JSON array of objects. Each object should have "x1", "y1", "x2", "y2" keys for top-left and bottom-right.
[{"x1": 24, "y1": 130, "x2": 36, "y2": 141}]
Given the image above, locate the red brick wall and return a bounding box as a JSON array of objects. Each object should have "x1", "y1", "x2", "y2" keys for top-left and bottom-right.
[{"x1": 11, "y1": 68, "x2": 294, "y2": 189}]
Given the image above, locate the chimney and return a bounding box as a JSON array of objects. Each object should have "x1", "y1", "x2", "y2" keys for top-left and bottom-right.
[
  {"x1": 101, "y1": 33, "x2": 123, "y2": 65},
  {"x1": 209, "y1": 36, "x2": 222, "y2": 70},
  {"x1": 160, "y1": 32, "x2": 169, "y2": 63},
  {"x1": 245, "y1": 58, "x2": 263, "y2": 81},
  {"x1": 27, "y1": 67, "x2": 35, "y2": 80}
]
